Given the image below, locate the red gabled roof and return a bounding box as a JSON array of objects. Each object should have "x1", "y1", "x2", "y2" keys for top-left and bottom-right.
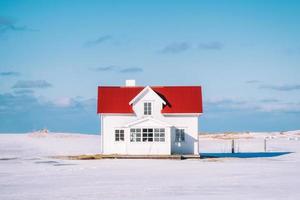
[{"x1": 97, "y1": 86, "x2": 203, "y2": 114}]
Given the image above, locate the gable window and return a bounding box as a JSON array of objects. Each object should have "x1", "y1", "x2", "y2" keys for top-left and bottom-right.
[
  {"x1": 115, "y1": 129, "x2": 124, "y2": 141},
  {"x1": 144, "y1": 102, "x2": 152, "y2": 115},
  {"x1": 175, "y1": 129, "x2": 185, "y2": 142}
]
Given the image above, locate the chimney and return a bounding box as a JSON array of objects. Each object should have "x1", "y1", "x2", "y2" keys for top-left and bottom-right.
[{"x1": 125, "y1": 80, "x2": 136, "y2": 87}]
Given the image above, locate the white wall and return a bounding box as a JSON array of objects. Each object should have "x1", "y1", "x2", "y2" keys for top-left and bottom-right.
[
  {"x1": 164, "y1": 115, "x2": 199, "y2": 154},
  {"x1": 101, "y1": 87, "x2": 200, "y2": 155},
  {"x1": 101, "y1": 115, "x2": 171, "y2": 155}
]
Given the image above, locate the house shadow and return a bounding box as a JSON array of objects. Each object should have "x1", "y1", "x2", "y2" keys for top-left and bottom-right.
[{"x1": 200, "y1": 152, "x2": 292, "y2": 158}]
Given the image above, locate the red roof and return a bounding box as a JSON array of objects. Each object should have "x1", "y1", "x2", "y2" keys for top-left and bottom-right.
[{"x1": 97, "y1": 86, "x2": 203, "y2": 114}]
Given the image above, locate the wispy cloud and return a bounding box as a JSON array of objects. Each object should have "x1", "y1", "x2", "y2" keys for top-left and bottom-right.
[
  {"x1": 84, "y1": 35, "x2": 112, "y2": 47},
  {"x1": 160, "y1": 42, "x2": 191, "y2": 54},
  {"x1": 259, "y1": 84, "x2": 300, "y2": 91},
  {"x1": 90, "y1": 66, "x2": 143, "y2": 73},
  {"x1": 12, "y1": 80, "x2": 52, "y2": 89},
  {"x1": 119, "y1": 67, "x2": 143, "y2": 73},
  {"x1": 0, "y1": 71, "x2": 20, "y2": 76},
  {"x1": 260, "y1": 98, "x2": 279, "y2": 103},
  {"x1": 198, "y1": 42, "x2": 223, "y2": 50},
  {"x1": 92, "y1": 65, "x2": 118, "y2": 72},
  {"x1": 0, "y1": 92, "x2": 98, "y2": 133},
  {"x1": 205, "y1": 97, "x2": 300, "y2": 114},
  {"x1": 0, "y1": 16, "x2": 37, "y2": 33},
  {"x1": 245, "y1": 80, "x2": 260, "y2": 84},
  {"x1": 13, "y1": 89, "x2": 35, "y2": 95}
]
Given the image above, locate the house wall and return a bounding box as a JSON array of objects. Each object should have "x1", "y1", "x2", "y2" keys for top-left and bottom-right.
[
  {"x1": 101, "y1": 87, "x2": 200, "y2": 155},
  {"x1": 164, "y1": 115, "x2": 199, "y2": 154},
  {"x1": 101, "y1": 114, "x2": 199, "y2": 155},
  {"x1": 101, "y1": 115, "x2": 171, "y2": 155}
]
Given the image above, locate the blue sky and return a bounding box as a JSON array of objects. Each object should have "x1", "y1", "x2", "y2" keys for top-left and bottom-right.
[{"x1": 1, "y1": 0, "x2": 300, "y2": 133}]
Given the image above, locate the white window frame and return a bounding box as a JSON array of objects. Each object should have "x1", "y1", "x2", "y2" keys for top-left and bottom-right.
[
  {"x1": 143, "y1": 102, "x2": 152, "y2": 115},
  {"x1": 154, "y1": 128, "x2": 165, "y2": 142},
  {"x1": 130, "y1": 128, "x2": 165, "y2": 142},
  {"x1": 175, "y1": 128, "x2": 185, "y2": 142},
  {"x1": 115, "y1": 129, "x2": 124, "y2": 142},
  {"x1": 130, "y1": 128, "x2": 141, "y2": 142}
]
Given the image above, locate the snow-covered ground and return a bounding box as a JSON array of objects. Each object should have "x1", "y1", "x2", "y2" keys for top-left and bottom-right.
[{"x1": 1, "y1": 131, "x2": 300, "y2": 200}]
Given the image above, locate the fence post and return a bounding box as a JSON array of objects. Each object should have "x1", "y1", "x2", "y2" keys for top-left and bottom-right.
[
  {"x1": 231, "y1": 139, "x2": 235, "y2": 153},
  {"x1": 264, "y1": 138, "x2": 267, "y2": 152}
]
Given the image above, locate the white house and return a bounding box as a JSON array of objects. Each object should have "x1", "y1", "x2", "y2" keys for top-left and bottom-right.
[{"x1": 97, "y1": 80, "x2": 203, "y2": 155}]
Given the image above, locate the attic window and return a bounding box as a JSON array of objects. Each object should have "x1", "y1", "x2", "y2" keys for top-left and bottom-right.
[{"x1": 144, "y1": 102, "x2": 152, "y2": 115}]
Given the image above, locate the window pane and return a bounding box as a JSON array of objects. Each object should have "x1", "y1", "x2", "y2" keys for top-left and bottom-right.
[
  {"x1": 148, "y1": 129, "x2": 153, "y2": 132},
  {"x1": 175, "y1": 132, "x2": 180, "y2": 142},
  {"x1": 148, "y1": 138, "x2": 153, "y2": 142},
  {"x1": 136, "y1": 129, "x2": 141, "y2": 133},
  {"x1": 143, "y1": 129, "x2": 147, "y2": 133},
  {"x1": 136, "y1": 138, "x2": 141, "y2": 142},
  {"x1": 154, "y1": 138, "x2": 159, "y2": 142},
  {"x1": 160, "y1": 138, "x2": 165, "y2": 142},
  {"x1": 180, "y1": 132, "x2": 185, "y2": 141},
  {"x1": 115, "y1": 130, "x2": 119, "y2": 134},
  {"x1": 120, "y1": 130, "x2": 124, "y2": 134}
]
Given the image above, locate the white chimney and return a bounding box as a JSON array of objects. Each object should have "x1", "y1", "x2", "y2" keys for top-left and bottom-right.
[{"x1": 125, "y1": 80, "x2": 136, "y2": 87}]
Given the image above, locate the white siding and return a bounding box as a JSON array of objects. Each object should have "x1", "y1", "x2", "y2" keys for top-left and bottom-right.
[{"x1": 101, "y1": 87, "x2": 200, "y2": 155}]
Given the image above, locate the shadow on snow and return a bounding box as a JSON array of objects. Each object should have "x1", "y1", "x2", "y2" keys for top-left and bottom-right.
[{"x1": 200, "y1": 152, "x2": 292, "y2": 158}]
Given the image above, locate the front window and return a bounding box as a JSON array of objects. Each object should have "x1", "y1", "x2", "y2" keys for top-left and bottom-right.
[
  {"x1": 144, "y1": 102, "x2": 152, "y2": 115},
  {"x1": 130, "y1": 128, "x2": 165, "y2": 142},
  {"x1": 142, "y1": 128, "x2": 153, "y2": 141},
  {"x1": 130, "y1": 128, "x2": 141, "y2": 142},
  {"x1": 175, "y1": 129, "x2": 185, "y2": 142},
  {"x1": 115, "y1": 129, "x2": 124, "y2": 141},
  {"x1": 154, "y1": 128, "x2": 165, "y2": 142}
]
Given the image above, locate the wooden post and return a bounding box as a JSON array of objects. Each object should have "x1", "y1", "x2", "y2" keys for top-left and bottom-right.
[
  {"x1": 264, "y1": 138, "x2": 267, "y2": 152},
  {"x1": 231, "y1": 139, "x2": 235, "y2": 153}
]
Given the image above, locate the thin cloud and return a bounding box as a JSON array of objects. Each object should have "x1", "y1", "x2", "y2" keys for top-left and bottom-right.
[
  {"x1": 12, "y1": 80, "x2": 52, "y2": 89},
  {"x1": 0, "y1": 16, "x2": 37, "y2": 33},
  {"x1": 246, "y1": 80, "x2": 260, "y2": 84},
  {"x1": 260, "y1": 98, "x2": 279, "y2": 103},
  {"x1": 0, "y1": 92, "x2": 98, "y2": 133},
  {"x1": 119, "y1": 67, "x2": 143, "y2": 73},
  {"x1": 0, "y1": 71, "x2": 20, "y2": 76},
  {"x1": 91, "y1": 66, "x2": 143, "y2": 73},
  {"x1": 198, "y1": 42, "x2": 223, "y2": 50},
  {"x1": 259, "y1": 84, "x2": 300, "y2": 91},
  {"x1": 91, "y1": 65, "x2": 118, "y2": 72},
  {"x1": 160, "y1": 42, "x2": 191, "y2": 54},
  {"x1": 84, "y1": 35, "x2": 112, "y2": 47},
  {"x1": 14, "y1": 89, "x2": 35, "y2": 95}
]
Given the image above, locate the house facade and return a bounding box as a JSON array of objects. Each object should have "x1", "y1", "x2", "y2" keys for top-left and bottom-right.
[{"x1": 97, "y1": 80, "x2": 203, "y2": 155}]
